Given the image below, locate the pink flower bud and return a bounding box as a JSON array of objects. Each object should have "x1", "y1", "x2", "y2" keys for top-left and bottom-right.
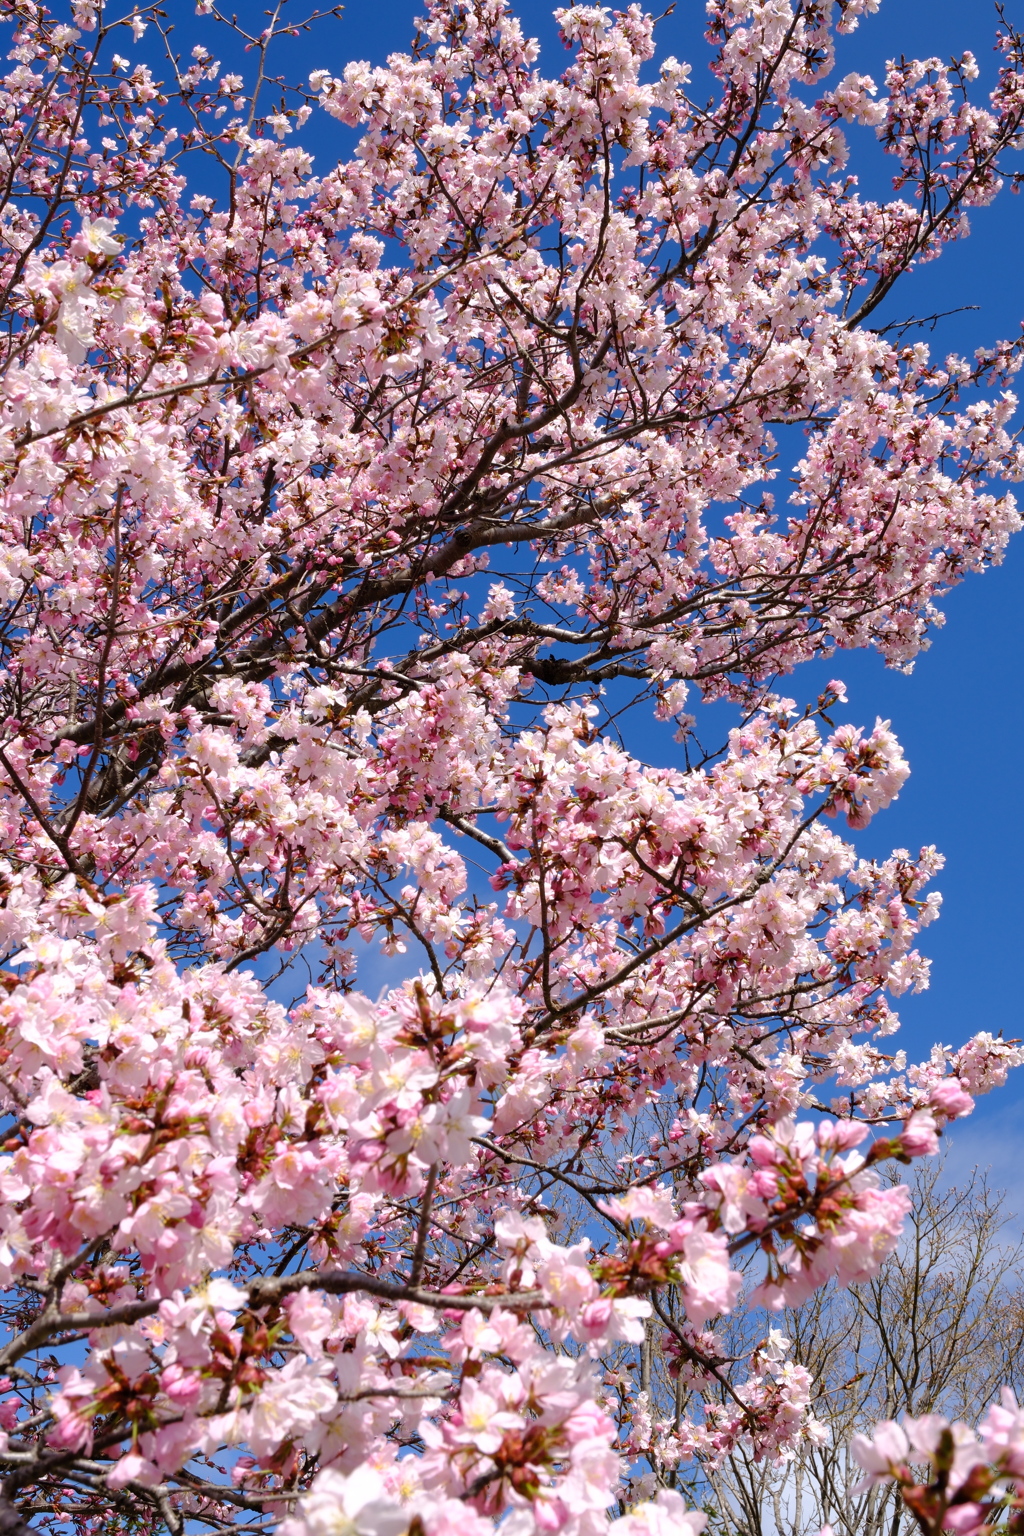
[
  {"x1": 929, "y1": 1082, "x2": 975, "y2": 1120},
  {"x1": 899, "y1": 1110, "x2": 940, "y2": 1159}
]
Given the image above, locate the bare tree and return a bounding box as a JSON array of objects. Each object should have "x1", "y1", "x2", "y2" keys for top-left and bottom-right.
[{"x1": 702, "y1": 1164, "x2": 1024, "y2": 1536}]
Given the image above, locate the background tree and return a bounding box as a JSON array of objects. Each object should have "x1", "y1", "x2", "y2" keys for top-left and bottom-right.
[
  {"x1": 0, "y1": 2, "x2": 1021, "y2": 1535},
  {"x1": 705, "y1": 1164, "x2": 1024, "y2": 1536}
]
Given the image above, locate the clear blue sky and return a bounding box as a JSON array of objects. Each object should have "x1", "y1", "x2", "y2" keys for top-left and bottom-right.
[{"x1": 200, "y1": 1, "x2": 1024, "y2": 1179}]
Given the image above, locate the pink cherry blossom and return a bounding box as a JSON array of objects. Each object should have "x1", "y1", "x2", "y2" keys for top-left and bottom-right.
[{"x1": 609, "y1": 1488, "x2": 708, "y2": 1536}]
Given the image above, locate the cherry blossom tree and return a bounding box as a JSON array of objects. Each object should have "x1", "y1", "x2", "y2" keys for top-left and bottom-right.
[{"x1": 0, "y1": 0, "x2": 1021, "y2": 1533}]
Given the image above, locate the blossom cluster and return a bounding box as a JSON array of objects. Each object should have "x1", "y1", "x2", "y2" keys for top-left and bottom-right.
[{"x1": 852, "y1": 1391, "x2": 1024, "y2": 1536}]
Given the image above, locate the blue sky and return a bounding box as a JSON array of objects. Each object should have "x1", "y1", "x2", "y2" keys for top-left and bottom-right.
[{"x1": 178, "y1": 1, "x2": 1024, "y2": 1181}]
